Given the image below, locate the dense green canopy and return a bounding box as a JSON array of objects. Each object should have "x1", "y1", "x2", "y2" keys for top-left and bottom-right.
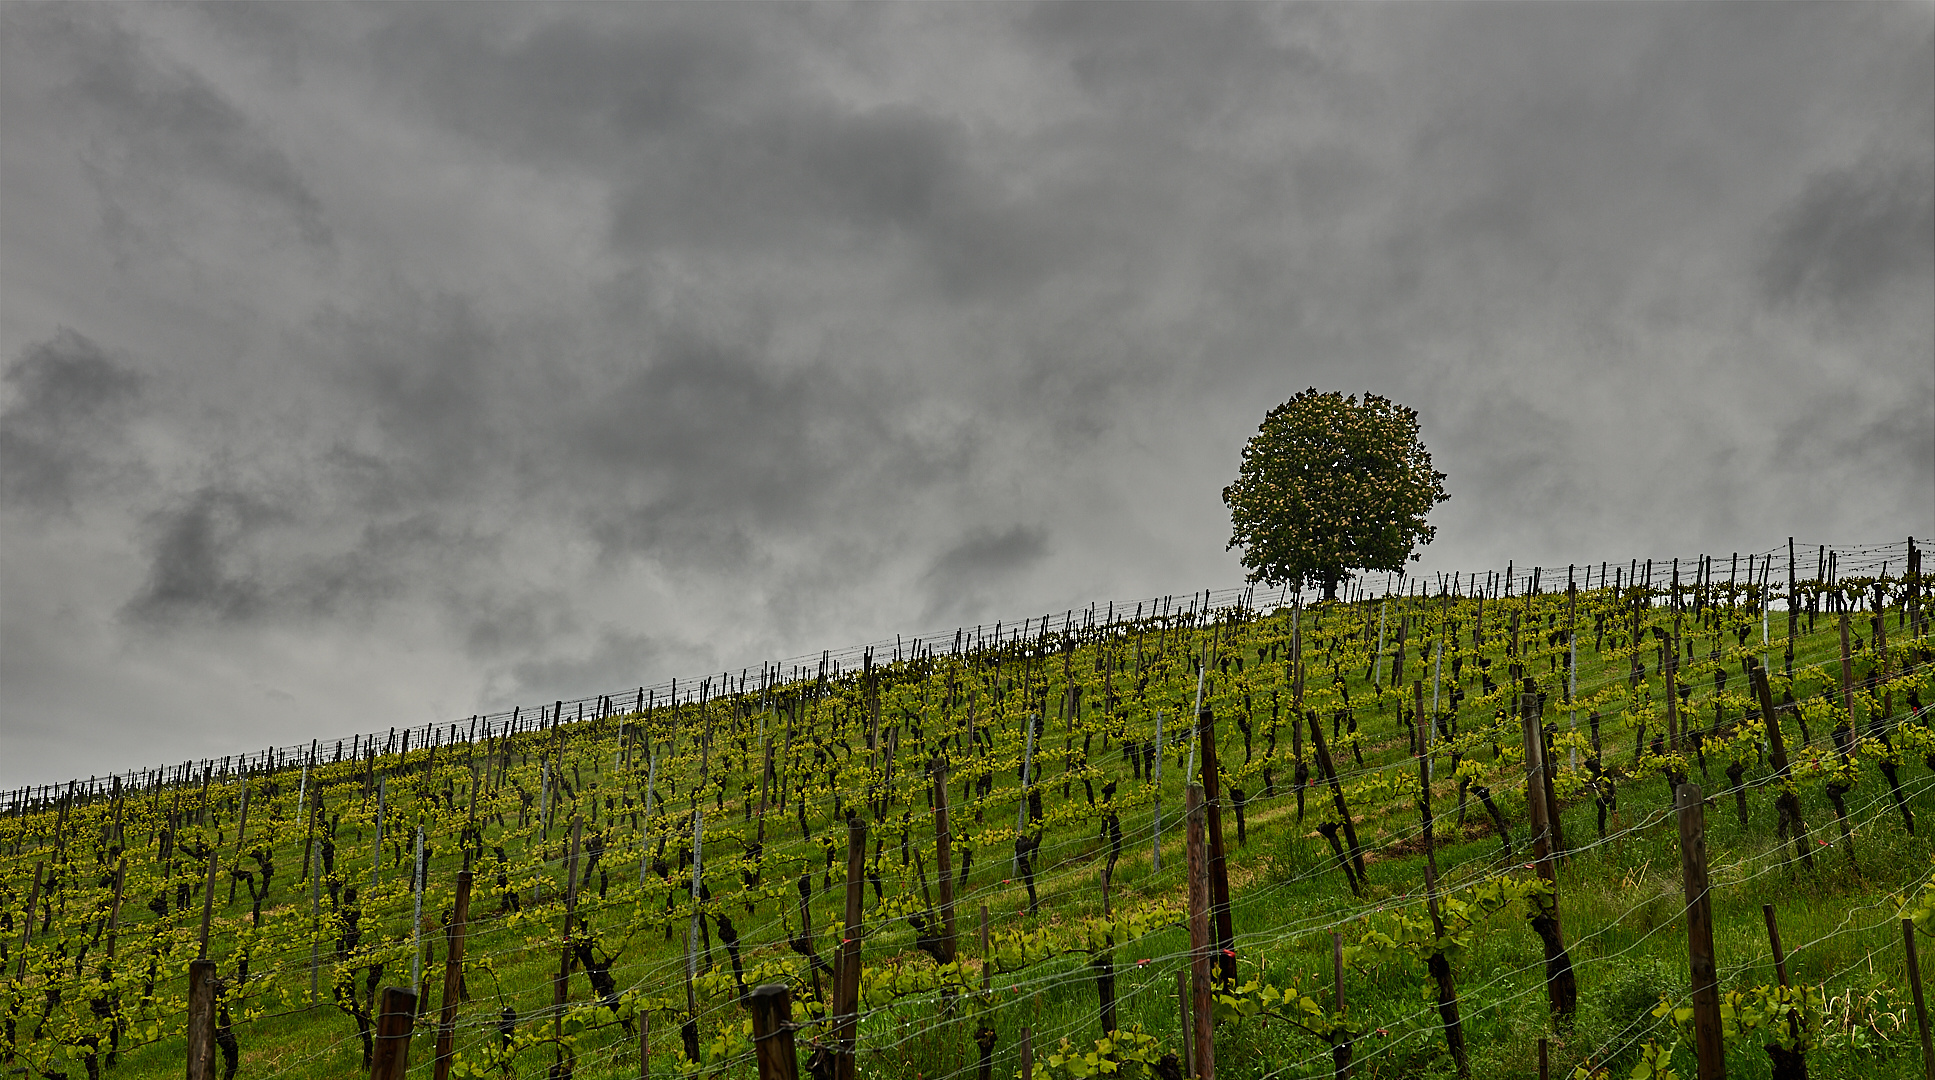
[{"x1": 1222, "y1": 389, "x2": 1448, "y2": 600}]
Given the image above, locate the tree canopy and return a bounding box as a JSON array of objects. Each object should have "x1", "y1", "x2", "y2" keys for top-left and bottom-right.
[{"x1": 1222, "y1": 389, "x2": 1448, "y2": 600}]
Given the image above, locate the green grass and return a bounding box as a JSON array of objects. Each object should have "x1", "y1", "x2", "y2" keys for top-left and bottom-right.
[{"x1": 7, "y1": 563, "x2": 1933, "y2": 1080}]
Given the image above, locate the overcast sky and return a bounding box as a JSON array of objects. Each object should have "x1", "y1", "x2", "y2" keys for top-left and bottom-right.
[{"x1": 2, "y1": 2, "x2": 1930, "y2": 787}]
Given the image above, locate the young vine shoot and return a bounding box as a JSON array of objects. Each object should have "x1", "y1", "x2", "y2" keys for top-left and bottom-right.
[{"x1": 3, "y1": 538, "x2": 1933, "y2": 1080}]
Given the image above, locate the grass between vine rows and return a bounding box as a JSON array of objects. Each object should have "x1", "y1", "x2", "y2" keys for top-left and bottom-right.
[{"x1": 6, "y1": 548, "x2": 1932, "y2": 1079}]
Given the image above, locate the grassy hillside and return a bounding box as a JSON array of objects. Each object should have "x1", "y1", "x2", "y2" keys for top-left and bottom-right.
[{"x1": 5, "y1": 542, "x2": 1933, "y2": 1080}]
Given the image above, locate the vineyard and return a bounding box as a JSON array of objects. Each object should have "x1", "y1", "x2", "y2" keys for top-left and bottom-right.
[{"x1": 6, "y1": 539, "x2": 1935, "y2": 1080}]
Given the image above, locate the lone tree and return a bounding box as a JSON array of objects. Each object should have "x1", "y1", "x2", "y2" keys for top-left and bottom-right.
[{"x1": 1223, "y1": 389, "x2": 1447, "y2": 601}]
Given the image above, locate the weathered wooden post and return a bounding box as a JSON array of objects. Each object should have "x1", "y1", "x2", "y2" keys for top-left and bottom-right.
[
  {"x1": 15, "y1": 860, "x2": 42, "y2": 979},
  {"x1": 1676, "y1": 784, "x2": 1724, "y2": 1079},
  {"x1": 1762, "y1": 905, "x2": 1789, "y2": 988},
  {"x1": 1186, "y1": 785, "x2": 1213, "y2": 1079},
  {"x1": 1906, "y1": 919, "x2": 1934, "y2": 1080},
  {"x1": 1521, "y1": 689, "x2": 1576, "y2": 1022},
  {"x1": 932, "y1": 762, "x2": 957, "y2": 969},
  {"x1": 370, "y1": 986, "x2": 418, "y2": 1080},
  {"x1": 186, "y1": 959, "x2": 217, "y2": 1080},
  {"x1": 750, "y1": 983, "x2": 801, "y2": 1080},
  {"x1": 1751, "y1": 662, "x2": 1814, "y2": 872},
  {"x1": 1153, "y1": 710, "x2": 1166, "y2": 869},
  {"x1": 1331, "y1": 931, "x2": 1351, "y2": 1080},
  {"x1": 1416, "y1": 718, "x2": 1468, "y2": 1078},
  {"x1": 971, "y1": 900, "x2": 997, "y2": 1080},
  {"x1": 433, "y1": 870, "x2": 473, "y2": 1080},
  {"x1": 555, "y1": 817, "x2": 584, "y2": 1078},
  {"x1": 1176, "y1": 967, "x2": 1192, "y2": 1078},
  {"x1": 197, "y1": 847, "x2": 219, "y2": 960},
  {"x1": 1197, "y1": 707, "x2": 1236, "y2": 984},
  {"x1": 1839, "y1": 598, "x2": 1856, "y2": 721},
  {"x1": 834, "y1": 818, "x2": 866, "y2": 1080}
]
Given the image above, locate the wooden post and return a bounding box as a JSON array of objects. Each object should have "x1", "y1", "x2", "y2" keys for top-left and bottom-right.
[
  {"x1": 371, "y1": 774, "x2": 386, "y2": 887},
  {"x1": 186, "y1": 959, "x2": 217, "y2": 1080},
  {"x1": 1751, "y1": 663, "x2": 1814, "y2": 871},
  {"x1": 1196, "y1": 707, "x2": 1236, "y2": 984},
  {"x1": 301, "y1": 769, "x2": 318, "y2": 883},
  {"x1": 750, "y1": 983, "x2": 801, "y2": 1080},
  {"x1": 1763, "y1": 902, "x2": 1807, "y2": 1069},
  {"x1": 933, "y1": 763, "x2": 957, "y2": 966},
  {"x1": 1665, "y1": 632, "x2": 1680, "y2": 753},
  {"x1": 1906, "y1": 919, "x2": 1935, "y2": 1080},
  {"x1": 1152, "y1": 710, "x2": 1165, "y2": 869},
  {"x1": 1096, "y1": 863, "x2": 1118, "y2": 1035},
  {"x1": 1417, "y1": 732, "x2": 1468, "y2": 1078},
  {"x1": 640, "y1": 1011, "x2": 651, "y2": 1080},
  {"x1": 1839, "y1": 599, "x2": 1856, "y2": 722},
  {"x1": 834, "y1": 817, "x2": 866, "y2": 1080},
  {"x1": 1331, "y1": 931, "x2": 1351, "y2": 1080},
  {"x1": 410, "y1": 825, "x2": 427, "y2": 999},
  {"x1": 104, "y1": 857, "x2": 127, "y2": 963},
  {"x1": 1013, "y1": 712, "x2": 1038, "y2": 877},
  {"x1": 1176, "y1": 967, "x2": 1192, "y2": 1079},
  {"x1": 555, "y1": 817, "x2": 584, "y2": 1060},
  {"x1": 432, "y1": 870, "x2": 472, "y2": 1080},
  {"x1": 552, "y1": 817, "x2": 585, "y2": 1075},
  {"x1": 1020, "y1": 1026, "x2": 1034, "y2": 1080},
  {"x1": 1785, "y1": 538, "x2": 1798, "y2": 674},
  {"x1": 679, "y1": 808, "x2": 702, "y2": 1062},
  {"x1": 465, "y1": 765, "x2": 481, "y2": 871},
  {"x1": 231, "y1": 768, "x2": 252, "y2": 904},
  {"x1": 370, "y1": 986, "x2": 418, "y2": 1080},
  {"x1": 1762, "y1": 905, "x2": 1789, "y2": 987},
  {"x1": 1532, "y1": 679, "x2": 1567, "y2": 862},
  {"x1": 14, "y1": 860, "x2": 41, "y2": 979},
  {"x1": 198, "y1": 846, "x2": 219, "y2": 960},
  {"x1": 1675, "y1": 784, "x2": 1724, "y2": 1079},
  {"x1": 310, "y1": 832, "x2": 323, "y2": 1002},
  {"x1": 1186, "y1": 785, "x2": 1213, "y2": 1079},
  {"x1": 1521, "y1": 691, "x2": 1577, "y2": 1021}
]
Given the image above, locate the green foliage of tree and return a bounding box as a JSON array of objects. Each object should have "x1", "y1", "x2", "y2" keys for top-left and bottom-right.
[{"x1": 1222, "y1": 389, "x2": 1448, "y2": 600}]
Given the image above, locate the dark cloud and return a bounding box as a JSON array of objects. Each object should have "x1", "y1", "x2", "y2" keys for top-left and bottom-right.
[
  {"x1": 3, "y1": 5, "x2": 331, "y2": 248},
  {"x1": 921, "y1": 525, "x2": 1051, "y2": 625},
  {"x1": 363, "y1": 5, "x2": 767, "y2": 164},
  {"x1": 451, "y1": 585, "x2": 566, "y2": 663},
  {"x1": 602, "y1": 100, "x2": 1066, "y2": 301},
  {"x1": 1772, "y1": 381, "x2": 1935, "y2": 504},
  {"x1": 354, "y1": 6, "x2": 1071, "y2": 299},
  {"x1": 507, "y1": 626, "x2": 668, "y2": 709},
  {"x1": 313, "y1": 294, "x2": 506, "y2": 514},
  {"x1": 572, "y1": 329, "x2": 971, "y2": 572},
  {"x1": 298, "y1": 513, "x2": 499, "y2": 620},
  {"x1": 1, "y1": 3, "x2": 1929, "y2": 785},
  {"x1": 121, "y1": 486, "x2": 491, "y2": 631},
  {"x1": 0, "y1": 330, "x2": 142, "y2": 511},
  {"x1": 1759, "y1": 155, "x2": 1935, "y2": 312},
  {"x1": 122, "y1": 487, "x2": 281, "y2": 626},
  {"x1": 1022, "y1": 2, "x2": 1321, "y2": 119},
  {"x1": 928, "y1": 524, "x2": 1051, "y2": 581}
]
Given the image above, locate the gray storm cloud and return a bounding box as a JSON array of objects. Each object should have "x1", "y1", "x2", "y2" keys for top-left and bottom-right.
[
  {"x1": 1760, "y1": 155, "x2": 1935, "y2": 314},
  {"x1": 0, "y1": 329, "x2": 143, "y2": 511},
  {"x1": 0, "y1": 2, "x2": 1928, "y2": 785}
]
